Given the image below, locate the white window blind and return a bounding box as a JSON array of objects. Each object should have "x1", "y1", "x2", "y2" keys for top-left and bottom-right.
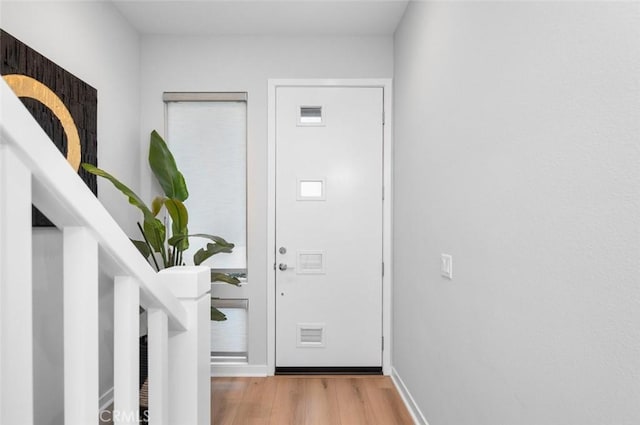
[
  {"x1": 210, "y1": 299, "x2": 248, "y2": 362},
  {"x1": 165, "y1": 95, "x2": 247, "y2": 274}
]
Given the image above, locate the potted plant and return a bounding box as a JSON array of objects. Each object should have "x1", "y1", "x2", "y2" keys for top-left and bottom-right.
[
  {"x1": 84, "y1": 130, "x2": 240, "y2": 415},
  {"x1": 82, "y1": 129, "x2": 241, "y2": 320}
]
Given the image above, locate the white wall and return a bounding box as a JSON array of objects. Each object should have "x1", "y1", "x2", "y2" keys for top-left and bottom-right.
[
  {"x1": 140, "y1": 35, "x2": 393, "y2": 367},
  {"x1": 1, "y1": 1, "x2": 140, "y2": 422},
  {"x1": 393, "y1": 2, "x2": 640, "y2": 425}
]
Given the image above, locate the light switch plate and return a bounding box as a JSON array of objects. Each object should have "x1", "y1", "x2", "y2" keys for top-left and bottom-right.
[{"x1": 441, "y1": 254, "x2": 453, "y2": 279}]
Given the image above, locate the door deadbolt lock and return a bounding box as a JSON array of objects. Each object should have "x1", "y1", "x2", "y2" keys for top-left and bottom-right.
[{"x1": 279, "y1": 246, "x2": 287, "y2": 255}]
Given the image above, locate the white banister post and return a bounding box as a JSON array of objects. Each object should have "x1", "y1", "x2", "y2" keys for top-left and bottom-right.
[
  {"x1": 158, "y1": 266, "x2": 211, "y2": 425},
  {"x1": 0, "y1": 145, "x2": 34, "y2": 425},
  {"x1": 147, "y1": 308, "x2": 169, "y2": 425},
  {"x1": 113, "y1": 276, "x2": 140, "y2": 425},
  {"x1": 63, "y1": 226, "x2": 99, "y2": 425}
]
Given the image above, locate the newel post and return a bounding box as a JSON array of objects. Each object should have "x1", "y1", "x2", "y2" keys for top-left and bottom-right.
[{"x1": 158, "y1": 266, "x2": 211, "y2": 425}]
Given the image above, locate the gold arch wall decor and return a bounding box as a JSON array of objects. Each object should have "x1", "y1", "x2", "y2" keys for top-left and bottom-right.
[
  {"x1": 1, "y1": 28, "x2": 98, "y2": 227},
  {"x1": 3, "y1": 74, "x2": 82, "y2": 171}
]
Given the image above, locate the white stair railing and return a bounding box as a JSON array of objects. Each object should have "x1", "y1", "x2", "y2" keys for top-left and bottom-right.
[{"x1": 0, "y1": 78, "x2": 210, "y2": 425}]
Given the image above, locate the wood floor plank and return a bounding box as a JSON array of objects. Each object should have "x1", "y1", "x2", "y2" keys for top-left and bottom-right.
[
  {"x1": 211, "y1": 376, "x2": 413, "y2": 425},
  {"x1": 268, "y1": 377, "x2": 306, "y2": 425},
  {"x1": 363, "y1": 377, "x2": 415, "y2": 425},
  {"x1": 231, "y1": 377, "x2": 277, "y2": 425},
  {"x1": 334, "y1": 377, "x2": 377, "y2": 425},
  {"x1": 211, "y1": 377, "x2": 251, "y2": 425},
  {"x1": 304, "y1": 378, "x2": 341, "y2": 425}
]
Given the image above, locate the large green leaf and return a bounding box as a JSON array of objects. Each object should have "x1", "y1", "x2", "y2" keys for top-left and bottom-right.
[
  {"x1": 148, "y1": 130, "x2": 189, "y2": 201},
  {"x1": 131, "y1": 239, "x2": 151, "y2": 259},
  {"x1": 151, "y1": 196, "x2": 164, "y2": 217},
  {"x1": 82, "y1": 162, "x2": 166, "y2": 258},
  {"x1": 143, "y1": 216, "x2": 166, "y2": 253},
  {"x1": 211, "y1": 272, "x2": 241, "y2": 286},
  {"x1": 81, "y1": 163, "x2": 154, "y2": 220},
  {"x1": 194, "y1": 242, "x2": 234, "y2": 266},
  {"x1": 163, "y1": 199, "x2": 189, "y2": 250},
  {"x1": 168, "y1": 233, "x2": 234, "y2": 249},
  {"x1": 197, "y1": 234, "x2": 234, "y2": 247},
  {"x1": 211, "y1": 306, "x2": 227, "y2": 321}
]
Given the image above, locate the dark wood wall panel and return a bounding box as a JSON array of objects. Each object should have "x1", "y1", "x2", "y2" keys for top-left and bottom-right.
[{"x1": 1, "y1": 29, "x2": 98, "y2": 226}]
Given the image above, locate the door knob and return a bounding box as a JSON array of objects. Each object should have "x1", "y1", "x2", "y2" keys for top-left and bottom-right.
[{"x1": 278, "y1": 263, "x2": 292, "y2": 271}]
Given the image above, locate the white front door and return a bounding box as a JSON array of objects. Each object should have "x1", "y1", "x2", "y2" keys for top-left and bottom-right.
[{"x1": 275, "y1": 85, "x2": 384, "y2": 370}]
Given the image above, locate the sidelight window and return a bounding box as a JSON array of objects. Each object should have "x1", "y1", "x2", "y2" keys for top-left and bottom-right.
[{"x1": 164, "y1": 92, "x2": 247, "y2": 279}]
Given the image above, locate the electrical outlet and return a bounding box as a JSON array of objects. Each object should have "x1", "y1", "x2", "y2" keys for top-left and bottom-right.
[{"x1": 441, "y1": 254, "x2": 453, "y2": 279}]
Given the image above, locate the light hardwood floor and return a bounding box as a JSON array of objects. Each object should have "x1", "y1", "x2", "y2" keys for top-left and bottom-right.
[{"x1": 211, "y1": 375, "x2": 415, "y2": 425}]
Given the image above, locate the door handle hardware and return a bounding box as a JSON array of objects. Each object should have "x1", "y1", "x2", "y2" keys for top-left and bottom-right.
[{"x1": 278, "y1": 263, "x2": 294, "y2": 271}]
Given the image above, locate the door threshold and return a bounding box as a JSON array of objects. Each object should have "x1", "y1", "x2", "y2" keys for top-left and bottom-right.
[{"x1": 275, "y1": 366, "x2": 382, "y2": 375}]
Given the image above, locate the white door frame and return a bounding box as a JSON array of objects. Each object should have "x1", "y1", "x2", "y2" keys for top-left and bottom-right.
[{"x1": 267, "y1": 79, "x2": 393, "y2": 375}]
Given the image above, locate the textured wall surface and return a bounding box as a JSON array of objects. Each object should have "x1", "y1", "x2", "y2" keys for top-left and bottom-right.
[{"x1": 393, "y1": 2, "x2": 640, "y2": 424}]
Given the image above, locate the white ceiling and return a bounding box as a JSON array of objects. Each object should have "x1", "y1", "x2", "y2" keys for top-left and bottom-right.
[{"x1": 112, "y1": 0, "x2": 409, "y2": 36}]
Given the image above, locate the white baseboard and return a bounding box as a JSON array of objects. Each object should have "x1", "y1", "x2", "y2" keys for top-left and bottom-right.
[
  {"x1": 211, "y1": 363, "x2": 268, "y2": 377},
  {"x1": 99, "y1": 386, "x2": 114, "y2": 411},
  {"x1": 391, "y1": 367, "x2": 429, "y2": 425}
]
